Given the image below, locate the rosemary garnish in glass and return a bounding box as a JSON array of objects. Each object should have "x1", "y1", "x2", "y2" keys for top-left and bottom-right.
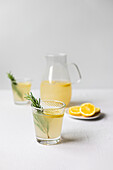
[
  {"x1": 7, "y1": 72, "x2": 22, "y2": 99},
  {"x1": 25, "y1": 92, "x2": 50, "y2": 138}
]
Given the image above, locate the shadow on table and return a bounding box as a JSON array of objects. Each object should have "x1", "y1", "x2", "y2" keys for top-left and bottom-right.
[
  {"x1": 60, "y1": 133, "x2": 86, "y2": 144},
  {"x1": 60, "y1": 136, "x2": 83, "y2": 144},
  {"x1": 79, "y1": 113, "x2": 106, "y2": 121}
]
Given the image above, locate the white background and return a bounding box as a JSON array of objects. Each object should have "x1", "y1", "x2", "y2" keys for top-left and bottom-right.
[{"x1": 0, "y1": 0, "x2": 113, "y2": 89}]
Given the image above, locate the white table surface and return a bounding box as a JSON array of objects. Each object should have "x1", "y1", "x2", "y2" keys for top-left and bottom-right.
[{"x1": 0, "y1": 89, "x2": 113, "y2": 170}]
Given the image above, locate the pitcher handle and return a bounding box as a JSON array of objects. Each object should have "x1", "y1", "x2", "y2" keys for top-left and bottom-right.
[{"x1": 70, "y1": 63, "x2": 82, "y2": 83}]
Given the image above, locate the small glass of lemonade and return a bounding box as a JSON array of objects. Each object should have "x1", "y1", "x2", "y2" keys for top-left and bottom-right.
[
  {"x1": 32, "y1": 100, "x2": 65, "y2": 145},
  {"x1": 12, "y1": 78, "x2": 31, "y2": 104}
]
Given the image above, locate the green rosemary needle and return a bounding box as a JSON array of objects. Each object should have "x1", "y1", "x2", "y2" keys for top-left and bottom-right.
[
  {"x1": 25, "y1": 92, "x2": 42, "y2": 109},
  {"x1": 7, "y1": 72, "x2": 17, "y2": 85}
]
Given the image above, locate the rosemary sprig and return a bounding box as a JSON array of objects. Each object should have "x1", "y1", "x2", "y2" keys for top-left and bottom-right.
[
  {"x1": 7, "y1": 72, "x2": 23, "y2": 99},
  {"x1": 25, "y1": 92, "x2": 42, "y2": 109},
  {"x1": 25, "y1": 92, "x2": 50, "y2": 138},
  {"x1": 7, "y1": 72, "x2": 17, "y2": 85}
]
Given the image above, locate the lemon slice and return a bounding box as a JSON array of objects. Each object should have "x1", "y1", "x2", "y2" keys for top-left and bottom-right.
[
  {"x1": 80, "y1": 103, "x2": 95, "y2": 117},
  {"x1": 44, "y1": 109, "x2": 64, "y2": 118},
  {"x1": 58, "y1": 82, "x2": 71, "y2": 87},
  {"x1": 69, "y1": 106, "x2": 81, "y2": 116},
  {"x1": 95, "y1": 107, "x2": 101, "y2": 114},
  {"x1": 18, "y1": 82, "x2": 31, "y2": 87}
]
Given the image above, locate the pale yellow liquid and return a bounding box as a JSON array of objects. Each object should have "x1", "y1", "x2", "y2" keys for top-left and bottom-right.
[
  {"x1": 33, "y1": 110, "x2": 64, "y2": 139},
  {"x1": 40, "y1": 81, "x2": 72, "y2": 106},
  {"x1": 12, "y1": 82, "x2": 31, "y2": 102}
]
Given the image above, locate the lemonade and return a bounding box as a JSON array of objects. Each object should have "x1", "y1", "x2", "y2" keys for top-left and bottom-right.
[
  {"x1": 33, "y1": 110, "x2": 64, "y2": 140},
  {"x1": 40, "y1": 81, "x2": 72, "y2": 106},
  {"x1": 12, "y1": 82, "x2": 31, "y2": 104}
]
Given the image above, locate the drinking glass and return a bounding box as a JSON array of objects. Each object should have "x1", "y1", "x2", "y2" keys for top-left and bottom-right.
[
  {"x1": 32, "y1": 100, "x2": 65, "y2": 145},
  {"x1": 11, "y1": 78, "x2": 31, "y2": 104}
]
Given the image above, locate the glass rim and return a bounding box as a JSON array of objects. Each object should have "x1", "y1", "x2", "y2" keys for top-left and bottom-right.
[
  {"x1": 16, "y1": 78, "x2": 32, "y2": 83},
  {"x1": 45, "y1": 53, "x2": 67, "y2": 58},
  {"x1": 32, "y1": 100, "x2": 66, "y2": 110}
]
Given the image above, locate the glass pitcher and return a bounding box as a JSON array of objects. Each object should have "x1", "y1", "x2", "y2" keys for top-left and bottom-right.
[{"x1": 40, "y1": 53, "x2": 81, "y2": 106}]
